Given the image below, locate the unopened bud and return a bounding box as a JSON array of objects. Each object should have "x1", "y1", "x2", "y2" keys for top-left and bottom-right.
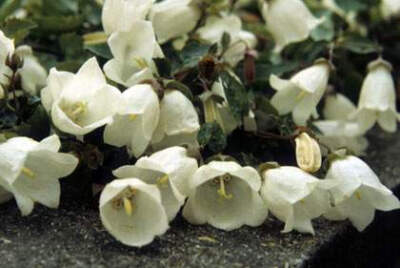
[{"x1": 295, "y1": 132, "x2": 321, "y2": 173}]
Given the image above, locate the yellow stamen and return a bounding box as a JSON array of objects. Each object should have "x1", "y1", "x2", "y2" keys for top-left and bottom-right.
[
  {"x1": 21, "y1": 167, "x2": 35, "y2": 178},
  {"x1": 217, "y1": 177, "x2": 232, "y2": 200},
  {"x1": 296, "y1": 91, "x2": 307, "y2": 100},
  {"x1": 355, "y1": 191, "x2": 362, "y2": 200},
  {"x1": 123, "y1": 197, "x2": 134, "y2": 216},
  {"x1": 157, "y1": 175, "x2": 169, "y2": 187},
  {"x1": 129, "y1": 114, "x2": 138, "y2": 121},
  {"x1": 133, "y1": 57, "x2": 148, "y2": 69}
]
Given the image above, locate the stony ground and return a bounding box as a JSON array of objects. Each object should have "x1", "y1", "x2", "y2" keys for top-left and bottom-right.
[{"x1": 0, "y1": 130, "x2": 399, "y2": 268}]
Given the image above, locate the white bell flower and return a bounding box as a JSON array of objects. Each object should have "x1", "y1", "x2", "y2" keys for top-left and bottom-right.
[
  {"x1": 149, "y1": 0, "x2": 201, "y2": 44},
  {"x1": 0, "y1": 30, "x2": 14, "y2": 92},
  {"x1": 381, "y1": 0, "x2": 400, "y2": 20},
  {"x1": 99, "y1": 178, "x2": 169, "y2": 247},
  {"x1": 151, "y1": 90, "x2": 200, "y2": 150},
  {"x1": 197, "y1": 14, "x2": 257, "y2": 66},
  {"x1": 260, "y1": 0, "x2": 323, "y2": 53},
  {"x1": 323, "y1": 156, "x2": 400, "y2": 231},
  {"x1": 270, "y1": 59, "x2": 331, "y2": 125},
  {"x1": 0, "y1": 135, "x2": 79, "y2": 216},
  {"x1": 0, "y1": 186, "x2": 12, "y2": 204},
  {"x1": 113, "y1": 146, "x2": 198, "y2": 220},
  {"x1": 314, "y1": 93, "x2": 368, "y2": 155},
  {"x1": 353, "y1": 58, "x2": 400, "y2": 133},
  {"x1": 183, "y1": 161, "x2": 268, "y2": 231},
  {"x1": 200, "y1": 80, "x2": 239, "y2": 135},
  {"x1": 103, "y1": 84, "x2": 160, "y2": 157},
  {"x1": 15, "y1": 45, "x2": 47, "y2": 96},
  {"x1": 104, "y1": 20, "x2": 161, "y2": 87},
  {"x1": 261, "y1": 166, "x2": 330, "y2": 234},
  {"x1": 41, "y1": 57, "x2": 121, "y2": 136},
  {"x1": 102, "y1": 0, "x2": 153, "y2": 35}
]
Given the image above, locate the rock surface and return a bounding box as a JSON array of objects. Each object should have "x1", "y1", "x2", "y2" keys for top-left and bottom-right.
[{"x1": 0, "y1": 130, "x2": 399, "y2": 268}]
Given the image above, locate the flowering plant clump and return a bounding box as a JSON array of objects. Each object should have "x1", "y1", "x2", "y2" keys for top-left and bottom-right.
[{"x1": 0, "y1": 0, "x2": 400, "y2": 247}]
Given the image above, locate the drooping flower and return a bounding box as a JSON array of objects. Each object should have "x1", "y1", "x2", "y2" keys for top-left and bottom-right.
[
  {"x1": 323, "y1": 155, "x2": 400, "y2": 231},
  {"x1": 260, "y1": 0, "x2": 323, "y2": 53},
  {"x1": 381, "y1": 0, "x2": 400, "y2": 20},
  {"x1": 149, "y1": 0, "x2": 201, "y2": 44},
  {"x1": 199, "y1": 80, "x2": 239, "y2": 135},
  {"x1": 270, "y1": 58, "x2": 331, "y2": 125},
  {"x1": 103, "y1": 84, "x2": 160, "y2": 157},
  {"x1": 197, "y1": 14, "x2": 257, "y2": 66},
  {"x1": 103, "y1": 20, "x2": 162, "y2": 87},
  {"x1": 151, "y1": 90, "x2": 200, "y2": 150},
  {"x1": 314, "y1": 93, "x2": 368, "y2": 155},
  {"x1": 99, "y1": 178, "x2": 169, "y2": 247},
  {"x1": 102, "y1": 0, "x2": 153, "y2": 35},
  {"x1": 183, "y1": 161, "x2": 268, "y2": 230},
  {"x1": 0, "y1": 135, "x2": 79, "y2": 216},
  {"x1": 0, "y1": 30, "x2": 14, "y2": 93},
  {"x1": 41, "y1": 57, "x2": 121, "y2": 136},
  {"x1": 15, "y1": 45, "x2": 47, "y2": 96},
  {"x1": 352, "y1": 58, "x2": 400, "y2": 133},
  {"x1": 295, "y1": 132, "x2": 322, "y2": 173},
  {"x1": 113, "y1": 146, "x2": 198, "y2": 220},
  {"x1": 261, "y1": 166, "x2": 330, "y2": 234}
]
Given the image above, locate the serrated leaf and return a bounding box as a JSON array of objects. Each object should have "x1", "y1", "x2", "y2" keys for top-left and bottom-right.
[
  {"x1": 197, "y1": 122, "x2": 227, "y2": 153},
  {"x1": 220, "y1": 71, "x2": 249, "y2": 120}
]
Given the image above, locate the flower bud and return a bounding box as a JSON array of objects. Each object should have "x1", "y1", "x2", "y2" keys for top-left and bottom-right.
[{"x1": 295, "y1": 132, "x2": 321, "y2": 173}]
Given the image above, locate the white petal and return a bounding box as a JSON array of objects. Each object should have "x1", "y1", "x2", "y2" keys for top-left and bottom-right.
[
  {"x1": 99, "y1": 178, "x2": 169, "y2": 247},
  {"x1": 377, "y1": 110, "x2": 397, "y2": 132},
  {"x1": 41, "y1": 68, "x2": 74, "y2": 112},
  {"x1": 323, "y1": 93, "x2": 356, "y2": 121},
  {"x1": 362, "y1": 185, "x2": 400, "y2": 211}
]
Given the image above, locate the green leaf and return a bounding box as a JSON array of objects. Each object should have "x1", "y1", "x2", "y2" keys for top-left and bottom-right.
[
  {"x1": 180, "y1": 40, "x2": 211, "y2": 69},
  {"x1": 334, "y1": 0, "x2": 378, "y2": 12},
  {"x1": 1, "y1": 18, "x2": 37, "y2": 43},
  {"x1": 220, "y1": 71, "x2": 249, "y2": 121},
  {"x1": 197, "y1": 122, "x2": 227, "y2": 153},
  {"x1": 164, "y1": 80, "x2": 194, "y2": 101},
  {"x1": 42, "y1": 0, "x2": 79, "y2": 16},
  {"x1": 34, "y1": 15, "x2": 83, "y2": 33},
  {"x1": 337, "y1": 34, "x2": 380, "y2": 54},
  {"x1": 311, "y1": 12, "x2": 335, "y2": 42},
  {"x1": 84, "y1": 42, "x2": 113, "y2": 59},
  {"x1": 0, "y1": 0, "x2": 22, "y2": 22}
]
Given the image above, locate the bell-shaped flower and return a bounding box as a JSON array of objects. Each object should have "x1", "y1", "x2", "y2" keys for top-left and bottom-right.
[
  {"x1": 314, "y1": 93, "x2": 368, "y2": 155},
  {"x1": 104, "y1": 20, "x2": 161, "y2": 87},
  {"x1": 102, "y1": 0, "x2": 153, "y2": 35},
  {"x1": 113, "y1": 146, "x2": 198, "y2": 220},
  {"x1": 381, "y1": 0, "x2": 400, "y2": 20},
  {"x1": 41, "y1": 57, "x2": 121, "y2": 136},
  {"x1": 183, "y1": 161, "x2": 268, "y2": 231},
  {"x1": 103, "y1": 84, "x2": 160, "y2": 157},
  {"x1": 197, "y1": 14, "x2": 257, "y2": 66},
  {"x1": 199, "y1": 80, "x2": 239, "y2": 135},
  {"x1": 0, "y1": 135, "x2": 79, "y2": 216},
  {"x1": 151, "y1": 89, "x2": 200, "y2": 150},
  {"x1": 270, "y1": 58, "x2": 331, "y2": 125},
  {"x1": 323, "y1": 155, "x2": 400, "y2": 231},
  {"x1": 353, "y1": 58, "x2": 400, "y2": 133},
  {"x1": 0, "y1": 30, "x2": 14, "y2": 90},
  {"x1": 0, "y1": 186, "x2": 12, "y2": 204},
  {"x1": 149, "y1": 0, "x2": 201, "y2": 44},
  {"x1": 261, "y1": 166, "x2": 330, "y2": 234},
  {"x1": 99, "y1": 178, "x2": 169, "y2": 247},
  {"x1": 15, "y1": 45, "x2": 47, "y2": 96},
  {"x1": 260, "y1": 0, "x2": 323, "y2": 53},
  {"x1": 295, "y1": 132, "x2": 321, "y2": 173}
]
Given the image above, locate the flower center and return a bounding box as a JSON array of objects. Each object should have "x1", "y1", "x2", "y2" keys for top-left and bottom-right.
[
  {"x1": 133, "y1": 57, "x2": 148, "y2": 69},
  {"x1": 112, "y1": 187, "x2": 137, "y2": 216},
  {"x1": 62, "y1": 101, "x2": 88, "y2": 124},
  {"x1": 355, "y1": 191, "x2": 362, "y2": 200},
  {"x1": 214, "y1": 174, "x2": 233, "y2": 200},
  {"x1": 156, "y1": 174, "x2": 169, "y2": 188},
  {"x1": 296, "y1": 91, "x2": 307, "y2": 100},
  {"x1": 129, "y1": 114, "x2": 138, "y2": 121},
  {"x1": 21, "y1": 167, "x2": 35, "y2": 178}
]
